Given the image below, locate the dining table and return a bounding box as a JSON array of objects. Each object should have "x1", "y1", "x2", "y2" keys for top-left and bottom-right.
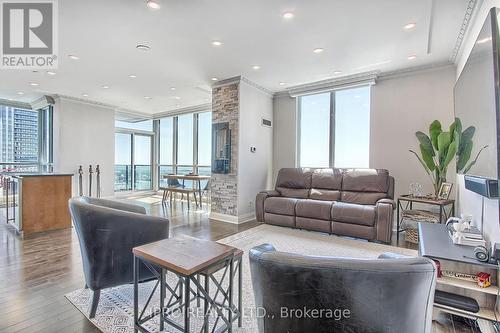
[{"x1": 162, "y1": 174, "x2": 211, "y2": 207}]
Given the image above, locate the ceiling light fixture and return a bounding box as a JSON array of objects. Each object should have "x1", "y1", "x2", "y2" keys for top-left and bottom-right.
[
  {"x1": 477, "y1": 37, "x2": 492, "y2": 44},
  {"x1": 170, "y1": 87, "x2": 176, "y2": 91},
  {"x1": 333, "y1": 71, "x2": 342, "y2": 75},
  {"x1": 403, "y1": 22, "x2": 417, "y2": 30},
  {"x1": 211, "y1": 77, "x2": 218, "y2": 81},
  {"x1": 129, "y1": 74, "x2": 137, "y2": 78},
  {"x1": 68, "y1": 54, "x2": 80, "y2": 60},
  {"x1": 313, "y1": 48, "x2": 324, "y2": 54},
  {"x1": 144, "y1": 96, "x2": 152, "y2": 99},
  {"x1": 252, "y1": 65, "x2": 261, "y2": 70},
  {"x1": 46, "y1": 71, "x2": 56, "y2": 76},
  {"x1": 407, "y1": 55, "x2": 417, "y2": 60},
  {"x1": 212, "y1": 40, "x2": 223, "y2": 47},
  {"x1": 146, "y1": 0, "x2": 160, "y2": 10},
  {"x1": 82, "y1": 93, "x2": 89, "y2": 97},
  {"x1": 283, "y1": 12, "x2": 294, "y2": 19},
  {"x1": 28, "y1": 82, "x2": 39, "y2": 86},
  {"x1": 32, "y1": 70, "x2": 39, "y2": 73},
  {"x1": 174, "y1": 96, "x2": 181, "y2": 100},
  {"x1": 136, "y1": 44, "x2": 151, "y2": 51},
  {"x1": 17, "y1": 91, "x2": 24, "y2": 95},
  {"x1": 102, "y1": 85, "x2": 110, "y2": 89},
  {"x1": 279, "y1": 82, "x2": 286, "y2": 86}
]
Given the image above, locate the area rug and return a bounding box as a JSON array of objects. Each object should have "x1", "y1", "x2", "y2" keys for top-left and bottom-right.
[{"x1": 65, "y1": 224, "x2": 417, "y2": 332}]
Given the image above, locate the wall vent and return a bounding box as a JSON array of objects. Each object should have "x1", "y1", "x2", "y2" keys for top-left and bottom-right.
[{"x1": 261, "y1": 118, "x2": 272, "y2": 127}]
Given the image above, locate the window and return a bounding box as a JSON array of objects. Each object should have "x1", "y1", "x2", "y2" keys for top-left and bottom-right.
[
  {"x1": 115, "y1": 119, "x2": 153, "y2": 131},
  {"x1": 0, "y1": 105, "x2": 53, "y2": 173},
  {"x1": 298, "y1": 86, "x2": 370, "y2": 168},
  {"x1": 114, "y1": 133, "x2": 132, "y2": 191},
  {"x1": 157, "y1": 112, "x2": 212, "y2": 188}
]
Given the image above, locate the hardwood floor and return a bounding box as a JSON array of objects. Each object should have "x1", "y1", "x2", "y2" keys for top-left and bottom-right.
[{"x1": 0, "y1": 194, "x2": 474, "y2": 332}]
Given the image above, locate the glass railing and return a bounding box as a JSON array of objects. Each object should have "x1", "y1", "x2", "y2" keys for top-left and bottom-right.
[{"x1": 114, "y1": 164, "x2": 152, "y2": 192}]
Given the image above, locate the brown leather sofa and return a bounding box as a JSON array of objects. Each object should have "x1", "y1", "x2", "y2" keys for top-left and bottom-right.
[{"x1": 256, "y1": 168, "x2": 395, "y2": 243}]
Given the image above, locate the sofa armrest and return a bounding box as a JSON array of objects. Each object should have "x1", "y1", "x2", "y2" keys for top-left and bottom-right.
[
  {"x1": 375, "y1": 200, "x2": 394, "y2": 243},
  {"x1": 378, "y1": 252, "x2": 413, "y2": 259},
  {"x1": 377, "y1": 198, "x2": 396, "y2": 209},
  {"x1": 255, "y1": 190, "x2": 280, "y2": 222}
]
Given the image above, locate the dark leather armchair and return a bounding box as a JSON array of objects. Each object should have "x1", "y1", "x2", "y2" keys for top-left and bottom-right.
[
  {"x1": 249, "y1": 244, "x2": 436, "y2": 333},
  {"x1": 68, "y1": 196, "x2": 169, "y2": 318}
]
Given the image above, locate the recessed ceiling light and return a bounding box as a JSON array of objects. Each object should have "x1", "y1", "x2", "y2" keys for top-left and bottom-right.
[
  {"x1": 283, "y1": 12, "x2": 294, "y2": 19},
  {"x1": 17, "y1": 91, "x2": 24, "y2": 95},
  {"x1": 211, "y1": 77, "x2": 218, "y2": 81},
  {"x1": 403, "y1": 22, "x2": 417, "y2": 30},
  {"x1": 68, "y1": 54, "x2": 80, "y2": 60},
  {"x1": 333, "y1": 71, "x2": 342, "y2": 75},
  {"x1": 407, "y1": 55, "x2": 417, "y2": 60},
  {"x1": 174, "y1": 96, "x2": 181, "y2": 100},
  {"x1": 146, "y1": 0, "x2": 160, "y2": 10},
  {"x1": 313, "y1": 48, "x2": 324, "y2": 54},
  {"x1": 102, "y1": 85, "x2": 110, "y2": 89},
  {"x1": 136, "y1": 44, "x2": 151, "y2": 51},
  {"x1": 129, "y1": 74, "x2": 137, "y2": 78},
  {"x1": 46, "y1": 71, "x2": 56, "y2": 76},
  {"x1": 212, "y1": 40, "x2": 223, "y2": 47},
  {"x1": 170, "y1": 87, "x2": 176, "y2": 91},
  {"x1": 82, "y1": 93, "x2": 89, "y2": 97},
  {"x1": 144, "y1": 96, "x2": 152, "y2": 99},
  {"x1": 32, "y1": 69, "x2": 39, "y2": 73},
  {"x1": 28, "y1": 82, "x2": 39, "y2": 86},
  {"x1": 477, "y1": 37, "x2": 492, "y2": 44},
  {"x1": 252, "y1": 65, "x2": 261, "y2": 70},
  {"x1": 279, "y1": 82, "x2": 286, "y2": 86}
]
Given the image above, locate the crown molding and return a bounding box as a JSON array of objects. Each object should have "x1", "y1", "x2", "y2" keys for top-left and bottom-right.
[
  {"x1": 212, "y1": 75, "x2": 274, "y2": 96},
  {"x1": 451, "y1": 0, "x2": 480, "y2": 63},
  {"x1": 0, "y1": 98, "x2": 32, "y2": 110},
  {"x1": 378, "y1": 61, "x2": 455, "y2": 80},
  {"x1": 285, "y1": 70, "x2": 379, "y2": 97},
  {"x1": 153, "y1": 103, "x2": 211, "y2": 119}
]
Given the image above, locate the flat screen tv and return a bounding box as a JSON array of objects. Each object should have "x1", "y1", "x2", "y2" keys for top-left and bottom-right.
[{"x1": 454, "y1": 8, "x2": 500, "y2": 183}]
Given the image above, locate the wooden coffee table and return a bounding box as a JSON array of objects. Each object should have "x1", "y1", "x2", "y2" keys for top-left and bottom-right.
[{"x1": 132, "y1": 237, "x2": 243, "y2": 333}]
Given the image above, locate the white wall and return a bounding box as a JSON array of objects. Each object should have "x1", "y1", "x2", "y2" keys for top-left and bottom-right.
[
  {"x1": 53, "y1": 98, "x2": 115, "y2": 197},
  {"x1": 271, "y1": 66, "x2": 456, "y2": 204},
  {"x1": 455, "y1": 0, "x2": 500, "y2": 246},
  {"x1": 272, "y1": 94, "x2": 297, "y2": 182},
  {"x1": 370, "y1": 66, "x2": 456, "y2": 200},
  {"x1": 237, "y1": 81, "x2": 273, "y2": 220}
]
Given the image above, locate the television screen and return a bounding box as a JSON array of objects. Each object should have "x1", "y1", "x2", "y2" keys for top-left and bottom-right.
[{"x1": 454, "y1": 9, "x2": 499, "y2": 179}]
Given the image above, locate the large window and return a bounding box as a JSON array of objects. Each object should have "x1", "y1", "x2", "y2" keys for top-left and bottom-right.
[
  {"x1": 298, "y1": 86, "x2": 370, "y2": 168},
  {"x1": 0, "y1": 105, "x2": 53, "y2": 173},
  {"x1": 114, "y1": 120, "x2": 154, "y2": 192},
  {"x1": 158, "y1": 112, "x2": 212, "y2": 187}
]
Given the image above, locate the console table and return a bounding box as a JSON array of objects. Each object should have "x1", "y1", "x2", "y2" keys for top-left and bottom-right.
[
  {"x1": 397, "y1": 195, "x2": 455, "y2": 242},
  {"x1": 419, "y1": 223, "x2": 498, "y2": 332}
]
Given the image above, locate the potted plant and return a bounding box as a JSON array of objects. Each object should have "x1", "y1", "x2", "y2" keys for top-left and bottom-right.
[{"x1": 409, "y1": 118, "x2": 487, "y2": 197}]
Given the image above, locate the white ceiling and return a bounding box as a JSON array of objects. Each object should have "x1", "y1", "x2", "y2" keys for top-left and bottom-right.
[{"x1": 0, "y1": 0, "x2": 469, "y2": 115}]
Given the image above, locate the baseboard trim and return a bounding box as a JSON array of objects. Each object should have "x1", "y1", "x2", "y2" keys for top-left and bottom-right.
[{"x1": 210, "y1": 212, "x2": 256, "y2": 224}]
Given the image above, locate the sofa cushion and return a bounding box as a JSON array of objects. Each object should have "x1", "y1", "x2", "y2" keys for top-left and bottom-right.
[
  {"x1": 264, "y1": 197, "x2": 298, "y2": 216},
  {"x1": 265, "y1": 213, "x2": 295, "y2": 228},
  {"x1": 311, "y1": 168, "x2": 342, "y2": 189},
  {"x1": 331, "y1": 202, "x2": 376, "y2": 226},
  {"x1": 309, "y1": 189, "x2": 341, "y2": 201},
  {"x1": 342, "y1": 169, "x2": 389, "y2": 193},
  {"x1": 276, "y1": 168, "x2": 312, "y2": 189},
  {"x1": 296, "y1": 217, "x2": 331, "y2": 233},
  {"x1": 296, "y1": 199, "x2": 334, "y2": 221},
  {"x1": 276, "y1": 187, "x2": 310, "y2": 199},
  {"x1": 341, "y1": 191, "x2": 387, "y2": 205}
]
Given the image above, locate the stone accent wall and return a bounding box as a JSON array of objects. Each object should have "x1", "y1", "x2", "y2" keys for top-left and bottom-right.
[{"x1": 210, "y1": 83, "x2": 239, "y2": 216}]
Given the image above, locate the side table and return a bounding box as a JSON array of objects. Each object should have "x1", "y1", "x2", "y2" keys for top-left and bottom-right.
[
  {"x1": 132, "y1": 237, "x2": 242, "y2": 333},
  {"x1": 397, "y1": 195, "x2": 455, "y2": 242}
]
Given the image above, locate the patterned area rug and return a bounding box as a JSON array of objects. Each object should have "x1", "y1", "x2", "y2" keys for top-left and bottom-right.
[{"x1": 65, "y1": 224, "x2": 417, "y2": 332}]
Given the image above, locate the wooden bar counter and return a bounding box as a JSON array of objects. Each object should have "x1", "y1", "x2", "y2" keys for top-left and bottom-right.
[{"x1": 9, "y1": 173, "x2": 73, "y2": 235}]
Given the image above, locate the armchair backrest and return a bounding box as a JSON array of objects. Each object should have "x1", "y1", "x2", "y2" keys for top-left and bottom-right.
[
  {"x1": 68, "y1": 197, "x2": 169, "y2": 290},
  {"x1": 249, "y1": 244, "x2": 436, "y2": 333}
]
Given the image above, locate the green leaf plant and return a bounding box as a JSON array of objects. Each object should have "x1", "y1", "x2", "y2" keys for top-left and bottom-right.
[{"x1": 409, "y1": 118, "x2": 487, "y2": 197}]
